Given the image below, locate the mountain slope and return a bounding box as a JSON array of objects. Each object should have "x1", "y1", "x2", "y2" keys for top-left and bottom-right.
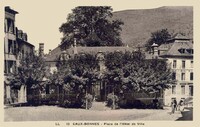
[{"x1": 112, "y1": 6, "x2": 193, "y2": 47}]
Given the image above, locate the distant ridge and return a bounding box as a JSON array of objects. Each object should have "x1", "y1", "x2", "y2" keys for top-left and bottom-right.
[{"x1": 112, "y1": 6, "x2": 193, "y2": 47}]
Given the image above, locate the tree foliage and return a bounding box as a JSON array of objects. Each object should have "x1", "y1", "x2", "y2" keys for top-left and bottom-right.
[
  {"x1": 103, "y1": 51, "x2": 175, "y2": 94},
  {"x1": 52, "y1": 53, "x2": 99, "y2": 96},
  {"x1": 49, "y1": 53, "x2": 100, "y2": 108},
  {"x1": 146, "y1": 29, "x2": 172, "y2": 51},
  {"x1": 10, "y1": 53, "x2": 49, "y2": 90},
  {"x1": 59, "y1": 6, "x2": 124, "y2": 47}
]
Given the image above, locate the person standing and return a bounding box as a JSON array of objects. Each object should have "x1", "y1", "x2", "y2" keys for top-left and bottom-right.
[
  {"x1": 178, "y1": 99, "x2": 184, "y2": 111},
  {"x1": 174, "y1": 99, "x2": 177, "y2": 111},
  {"x1": 171, "y1": 99, "x2": 175, "y2": 114}
]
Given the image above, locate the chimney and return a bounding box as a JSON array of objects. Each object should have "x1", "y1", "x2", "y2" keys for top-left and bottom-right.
[
  {"x1": 18, "y1": 30, "x2": 23, "y2": 39},
  {"x1": 39, "y1": 43, "x2": 44, "y2": 57},
  {"x1": 49, "y1": 49, "x2": 52, "y2": 55},
  {"x1": 22, "y1": 33, "x2": 28, "y2": 41},
  {"x1": 151, "y1": 43, "x2": 159, "y2": 56}
]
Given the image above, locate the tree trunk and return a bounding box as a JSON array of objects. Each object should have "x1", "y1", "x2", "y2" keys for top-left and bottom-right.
[
  {"x1": 86, "y1": 89, "x2": 88, "y2": 109},
  {"x1": 112, "y1": 90, "x2": 115, "y2": 110}
]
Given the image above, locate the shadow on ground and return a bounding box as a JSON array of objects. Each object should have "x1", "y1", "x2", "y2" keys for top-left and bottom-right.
[{"x1": 176, "y1": 107, "x2": 193, "y2": 121}]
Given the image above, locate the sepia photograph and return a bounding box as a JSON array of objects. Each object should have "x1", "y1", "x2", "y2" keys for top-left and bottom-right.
[{"x1": 1, "y1": 0, "x2": 199, "y2": 127}]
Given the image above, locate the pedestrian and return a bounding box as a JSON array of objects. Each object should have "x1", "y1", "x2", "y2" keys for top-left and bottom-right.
[
  {"x1": 171, "y1": 99, "x2": 175, "y2": 114},
  {"x1": 174, "y1": 99, "x2": 177, "y2": 111},
  {"x1": 178, "y1": 99, "x2": 184, "y2": 112}
]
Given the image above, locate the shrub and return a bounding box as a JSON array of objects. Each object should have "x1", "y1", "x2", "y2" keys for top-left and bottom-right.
[
  {"x1": 59, "y1": 93, "x2": 83, "y2": 108},
  {"x1": 106, "y1": 93, "x2": 119, "y2": 109},
  {"x1": 27, "y1": 94, "x2": 42, "y2": 106},
  {"x1": 82, "y1": 94, "x2": 93, "y2": 109}
]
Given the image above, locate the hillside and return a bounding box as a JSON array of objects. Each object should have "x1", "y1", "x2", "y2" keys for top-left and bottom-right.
[{"x1": 112, "y1": 6, "x2": 193, "y2": 47}]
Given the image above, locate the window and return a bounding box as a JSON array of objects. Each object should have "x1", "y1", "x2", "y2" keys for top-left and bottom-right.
[
  {"x1": 7, "y1": 61, "x2": 16, "y2": 73},
  {"x1": 8, "y1": 40, "x2": 13, "y2": 54},
  {"x1": 179, "y1": 48, "x2": 185, "y2": 53},
  {"x1": 181, "y1": 85, "x2": 185, "y2": 95},
  {"x1": 172, "y1": 86, "x2": 176, "y2": 94},
  {"x1": 182, "y1": 60, "x2": 185, "y2": 69},
  {"x1": 181, "y1": 73, "x2": 185, "y2": 81},
  {"x1": 7, "y1": 19, "x2": 14, "y2": 34},
  {"x1": 173, "y1": 60, "x2": 177, "y2": 68},
  {"x1": 191, "y1": 61, "x2": 193, "y2": 68},
  {"x1": 190, "y1": 72, "x2": 193, "y2": 81},
  {"x1": 13, "y1": 41, "x2": 17, "y2": 55},
  {"x1": 187, "y1": 49, "x2": 194, "y2": 54},
  {"x1": 189, "y1": 86, "x2": 193, "y2": 96},
  {"x1": 4, "y1": 60, "x2": 7, "y2": 73},
  {"x1": 172, "y1": 72, "x2": 176, "y2": 80}
]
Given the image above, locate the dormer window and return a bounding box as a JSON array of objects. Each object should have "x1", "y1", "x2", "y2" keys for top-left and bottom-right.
[
  {"x1": 187, "y1": 49, "x2": 193, "y2": 54},
  {"x1": 178, "y1": 48, "x2": 185, "y2": 53}
]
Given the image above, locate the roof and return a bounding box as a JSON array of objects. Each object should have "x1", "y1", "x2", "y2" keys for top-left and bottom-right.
[
  {"x1": 45, "y1": 46, "x2": 134, "y2": 62},
  {"x1": 159, "y1": 34, "x2": 193, "y2": 57},
  {"x1": 45, "y1": 46, "x2": 62, "y2": 62},
  {"x1": 145, "y1": 52, "x2": 163, "y2": 60},
  {"x1": 158, "y1": 43, "x2": 174, "y2": 50},
  {"x1": 5, "y1": 6, "x2": 18, "y2": 14},
  {"x1": 173, "y1": 33, "x2": 191, "y2": 40},
  {"x1": 17, "y1": 38, "x2": 35, "y2": 47},
  {"x1": 69, "y1": 46, "x2": 133, "y2": 54}
]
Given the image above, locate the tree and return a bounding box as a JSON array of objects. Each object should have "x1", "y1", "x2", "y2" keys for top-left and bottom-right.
[
  {"x1": 103, "y1": 51, "x2": 175, "y2": 108},
  {"x1": 10, "y1": 53, "x2": 50, "y2": 105},
  {"x1": 121, "y1": 58, "x2": 174, "y2": 94},
  {"x1": 146, "y1": 29, "x2": 172, "y2": 51},
  {"x1": 52, "y1": 53, "x2": 99, "y2": 108},
  {"x1": 59, "y1": 6, "x2": 124, "y2": 47}
]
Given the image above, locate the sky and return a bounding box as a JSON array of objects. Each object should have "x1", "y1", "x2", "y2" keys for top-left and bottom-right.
[
  {"x1": 2, "y1": 0, "x2": 195, "y2": 54},
  {"x1": 2, "y1": 0, "x2": 167, "y2": 54}
]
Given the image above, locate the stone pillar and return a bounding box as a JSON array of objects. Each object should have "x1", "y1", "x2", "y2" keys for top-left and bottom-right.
[
  {"x1": 18, "y1": 86, "x2": 22, "y2": 103},
  {"x1": 185, "y1": 85, "x2": 189, "y2": 96},
  {"x1": 18, "y1": 85, "x2": 26, "y2": 103},
  {"x1": 6, "y1": 85, "x2": 11, "y2": 102},
  {"x1": 24, "y1": 86, "x2": 27, "y2": 102},
  {"x1": 4, "y1": 18, "x2": 8, "y2": 32}
]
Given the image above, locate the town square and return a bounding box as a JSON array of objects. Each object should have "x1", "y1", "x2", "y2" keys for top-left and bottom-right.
[{"x1": 3, "y1": 1, "x2": 193, "y2": 123}]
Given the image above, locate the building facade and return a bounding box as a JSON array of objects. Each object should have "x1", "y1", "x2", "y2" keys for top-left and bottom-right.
[
  {"x1": 4, "y1": 6, "x2": 35, "y2": 104},
  {"x1": 45, "y1": 41, "x2": 134, "y2": 101},
  {"x1": 46, "y1": 34, "x2": 194, "y2": 104},
  {"x1": 150, "y1": 33, "x2": 193, "y2": 106}
]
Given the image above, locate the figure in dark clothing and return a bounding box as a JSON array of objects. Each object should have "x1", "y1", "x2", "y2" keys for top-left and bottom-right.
[
  {"x1": 171, "y1": 98, "x2": 177, "y2": 114},
  {"x1": 174, "y1": 99, "x2": 177, "y2": 111},
  {"x1": 178, "y1": 99, "x2": 184, "y2": 111}
]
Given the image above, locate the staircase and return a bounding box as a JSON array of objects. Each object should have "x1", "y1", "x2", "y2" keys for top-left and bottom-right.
[{"x1": 90, "y1": 101, "x2": 110, "y2": 111}]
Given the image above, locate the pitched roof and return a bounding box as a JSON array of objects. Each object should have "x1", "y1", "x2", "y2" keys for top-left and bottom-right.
[
  {"x1": 70, "y1": 46, "x2": 133, "y2": 54},
  {"x1": 45, "y1": 46, "x2": 62, "y2": 61},
  {"x1": 159, "y1": 34, "x2": 193, "y2": 57},
  {"x1": 173, "y1": 33, "x2": 191, "y2": 40},
  {"x1": 45, "y1": 46, "x2": 134, "y2": 62},
  {"x1": 5, "y1": 6, "x2": 18, "y2": 14},
  {"x1": 160, "y1": 41, "x2": 193, "y2": 57}
]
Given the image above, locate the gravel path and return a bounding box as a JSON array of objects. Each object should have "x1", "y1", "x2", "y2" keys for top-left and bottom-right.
[{"x1": 4, "y1": 105, "x2": 182, "y2": 121}]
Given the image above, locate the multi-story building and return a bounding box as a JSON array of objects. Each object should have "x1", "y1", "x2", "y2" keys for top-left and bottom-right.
[
  {"x1": 150, "y1": 33, "x2": 193, "y2": 106},
  {"x1": 4, "y1": 6, "x2": 35, "y2": 104}
]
